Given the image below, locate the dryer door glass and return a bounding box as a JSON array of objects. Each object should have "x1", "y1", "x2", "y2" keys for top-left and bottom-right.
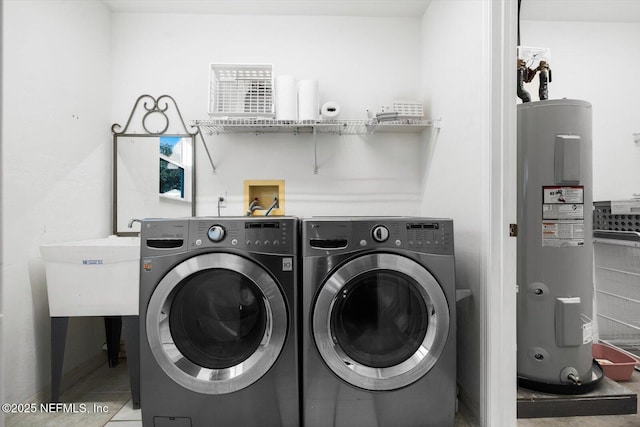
[
  {"x1": 169, "y1": 269, "x2": 267, "y2": 369},
  {"x1": 313, "y1": 253, "x2": 450, "y2": 391},
  {"x1": 146, "y1": 252, "x2": 288, "y2": 395},
  {"x1": 330, "y1": 271, "x2": 428, "y2": 368}
]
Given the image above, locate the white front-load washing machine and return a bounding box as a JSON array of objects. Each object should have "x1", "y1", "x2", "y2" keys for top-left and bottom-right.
[
  {"x1": 139, "y1": 217, "x2": 299, "y2": 427},
  {"x1": 302, "y1": 217, "x2": 456, "y2": 427}
]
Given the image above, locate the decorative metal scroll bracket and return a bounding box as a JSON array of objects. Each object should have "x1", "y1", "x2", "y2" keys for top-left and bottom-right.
[
  {"x1": 111, "y1": 94, "x2": 197, "y2": 136},
  {"x1": 112, "y1": 94, "x2": 216, "y2": 173}
]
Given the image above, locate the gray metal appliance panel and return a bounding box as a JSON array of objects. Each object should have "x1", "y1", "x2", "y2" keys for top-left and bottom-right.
[
  {"x1": 301, "y1": 217, "x2": 456, "y2": 427},
  {"x1": 139, "y1": 217, "x2": 299, "y2": 427}
]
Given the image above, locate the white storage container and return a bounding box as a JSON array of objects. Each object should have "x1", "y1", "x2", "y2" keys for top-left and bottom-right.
[{"x1": 208, "y1": 63, "x2": 274, "y2": 118}]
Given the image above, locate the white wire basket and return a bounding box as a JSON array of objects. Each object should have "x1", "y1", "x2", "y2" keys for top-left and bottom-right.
[
  {"x1": 378, "y1": 100, "x2": 424, "y2": 119},
  {"x1": 392, "y1": 100, "x2": 424, "y2": 118},
  {"x1": 208, "y1": 63, "x2": 274, "y2": 118},
  {"x1": 594, "y1": 235, "x2": 640, "y2": 354},
  {"x1": 594, "y1": 201, "x2": 640, "y2": 232}
]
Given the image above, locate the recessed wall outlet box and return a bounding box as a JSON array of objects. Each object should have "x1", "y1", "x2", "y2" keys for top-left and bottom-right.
[
  {"x1": 518, "y1": 46, "x2": 551, "y2": 65},
  {"x1": 244, "y1": 180, "x2": 285, "y2": 216}
]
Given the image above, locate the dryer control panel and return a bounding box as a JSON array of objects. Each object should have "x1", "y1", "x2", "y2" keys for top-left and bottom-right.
[
  {"x1": 303, "y1": 217, "x2": 454, "y2": 256},
  {"x1": 188, "y1": 217, "x2": 296, "y2": 254},
  {"x1": 403, "y1": 221, "x2": 453, "y2": 254}
]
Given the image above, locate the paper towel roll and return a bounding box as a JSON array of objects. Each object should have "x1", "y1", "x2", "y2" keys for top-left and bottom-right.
[
  {"x1": 275, "y1": 75, "x2": 297, "y2": 121},
  {"x1": 298, "y1": 79, "x2": 319, "y2": 121},
  {"x1": 320, "y1": 102, "x2": 340, "y2": 120}
]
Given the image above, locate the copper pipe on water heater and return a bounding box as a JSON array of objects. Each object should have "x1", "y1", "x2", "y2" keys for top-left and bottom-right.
[{"x1": 517, "y1": 60, "x2": 531, "y2": 103}]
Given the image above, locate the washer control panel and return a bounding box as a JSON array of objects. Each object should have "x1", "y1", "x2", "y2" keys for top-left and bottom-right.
[{"x1": 189, "y1": 217, "x2": 296, "y2": 253}]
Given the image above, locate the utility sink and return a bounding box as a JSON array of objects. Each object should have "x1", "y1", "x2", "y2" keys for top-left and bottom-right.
[{"x1": 40, "y1": 236, "x2": 140, "y2": 316}]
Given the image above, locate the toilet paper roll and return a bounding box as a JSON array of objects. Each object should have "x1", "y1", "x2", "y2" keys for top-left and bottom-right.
[
  {"x1": 275, "y1": 75, "x2": 297, "y2": 121},
  {"x1": 320, "y1": 102, "x2": 341, "y2": 120},
  {"x1": 298, "y1": 79, "x2": 319, "y2": 121}
]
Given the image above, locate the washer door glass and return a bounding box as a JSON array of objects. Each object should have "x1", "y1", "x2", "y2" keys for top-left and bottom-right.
[
  {"x1": 147, "y1": 252, "x2": 287, "y2": 395},
  {"x1": 313, "y1": 253, "x2": 449, "y2": 391},
  {"x1": 169, "y1": 269, "x2": 267, "y2": 369}
]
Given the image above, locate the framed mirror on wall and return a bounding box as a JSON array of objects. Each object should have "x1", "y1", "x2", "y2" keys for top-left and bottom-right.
[{"x1": 112, "y1": 94, "x2": 197, "y2": 235}]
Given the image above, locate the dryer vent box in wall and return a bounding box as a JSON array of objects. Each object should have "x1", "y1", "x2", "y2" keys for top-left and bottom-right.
[{"x1": 244, "y1": 180, "x2": 285, "y2": 216}]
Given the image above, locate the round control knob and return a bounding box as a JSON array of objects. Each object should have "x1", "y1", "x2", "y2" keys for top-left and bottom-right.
[
  {"x1": 207, "y1": 225, "x2": 225, "y2": 242},
  {"x1": 372, "y1": 225, "x2": 390, "y2": 243}
]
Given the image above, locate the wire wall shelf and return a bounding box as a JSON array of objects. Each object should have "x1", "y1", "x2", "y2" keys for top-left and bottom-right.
[
  {"x1": 192, "y1": 118, "x2": 436, "y2": 136},
  {"x1": 192, "y1": 118, "x2": 440, "y2": 174}
]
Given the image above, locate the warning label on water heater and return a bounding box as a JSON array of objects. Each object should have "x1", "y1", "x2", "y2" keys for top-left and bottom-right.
[
  {"x1": 541, "y1": 186, "x2": 585, "y2": 247},
  {"x1": 543, "y1": 186, "x2": 584, "y2": 205},
  {"x1": 542, "y1": 221, "x2": 585, "y2": 247},
  {"x1": 542, "y1": 204, "x2": 584, "y2": 220}
]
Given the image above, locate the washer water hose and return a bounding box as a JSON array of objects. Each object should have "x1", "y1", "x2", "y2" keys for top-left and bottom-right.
[
  {"x1": 245, "y1": 198, "x2": 263, "y2": 216},
  {"x1": 264, "y1": 197, "x2": 279, "y2": 216}
]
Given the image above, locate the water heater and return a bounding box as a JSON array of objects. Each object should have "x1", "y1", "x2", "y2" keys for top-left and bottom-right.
[{"x1": 517, "y1": 99, "x2": 602, "y2": 393}]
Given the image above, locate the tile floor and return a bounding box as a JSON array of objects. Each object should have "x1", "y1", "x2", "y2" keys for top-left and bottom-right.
[
  {"x1": 5, "y1": 362, "x2": 138, "y2": 427},
  {"x1": 6, "y1": 359, "x2": 640, "y2": 426}
]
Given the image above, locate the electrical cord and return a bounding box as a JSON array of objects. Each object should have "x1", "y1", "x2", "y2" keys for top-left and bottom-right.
[{"x1": 518, "y1": 0, "x2": 522, "y2": 46}]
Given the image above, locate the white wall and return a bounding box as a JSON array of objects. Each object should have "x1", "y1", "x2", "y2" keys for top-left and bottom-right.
[
  {"x1": 109, "y1": 13, "x2": 427, "y2": 218},
  {"x1": 420, "y1": 0, "x2": 486, "y2": 417},
  {"x1": 2, "y1": 0, "x2": 112, "y2": 403},
  {"x1": 520, "y1": 20, "x2": 640, "y2": 201}
]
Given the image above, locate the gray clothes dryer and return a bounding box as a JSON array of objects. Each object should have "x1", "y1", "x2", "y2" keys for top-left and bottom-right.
[
  {"x1": 139, "y1": 217, "x2": 299, "y2": 427},
  {"x1": 301, "y1": 217, "x2": 457, "y2": 427}
]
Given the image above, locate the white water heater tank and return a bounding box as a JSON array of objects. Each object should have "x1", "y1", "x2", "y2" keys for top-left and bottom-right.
[{"x1": 517, "y1": 99, "x2": 601, "y2": 393}]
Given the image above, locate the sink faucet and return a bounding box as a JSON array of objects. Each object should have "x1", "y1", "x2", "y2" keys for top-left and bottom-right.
[{"x1": 128, "y1": 218, "x2": 142, "y2": 228}]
